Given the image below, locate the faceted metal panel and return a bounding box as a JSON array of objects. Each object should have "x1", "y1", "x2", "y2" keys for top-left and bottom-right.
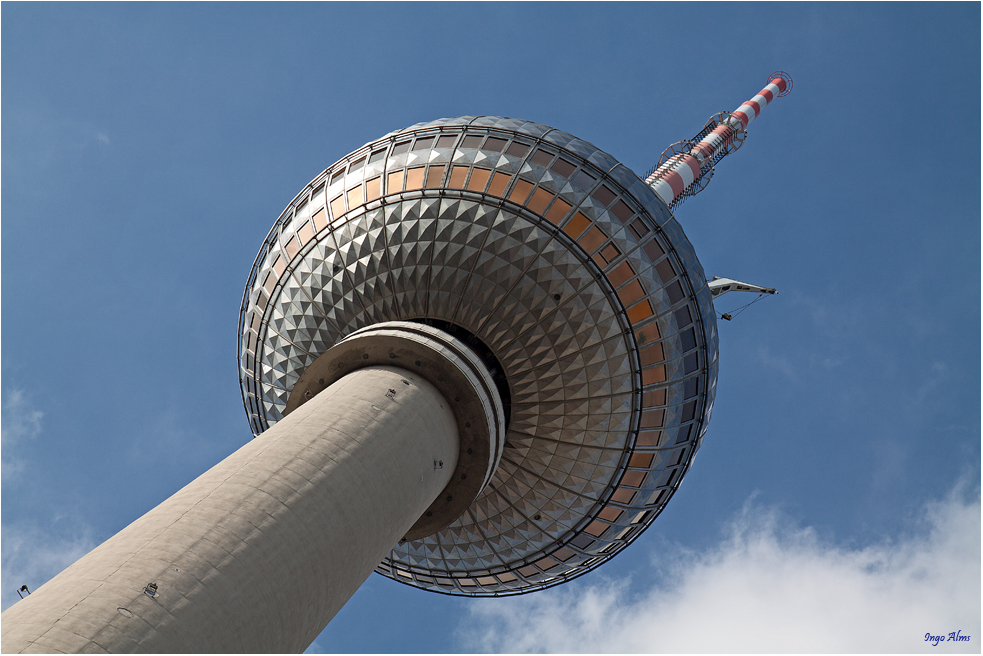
[{"x1": 238, "y1": 117, "x2": 719, "y2": 596}]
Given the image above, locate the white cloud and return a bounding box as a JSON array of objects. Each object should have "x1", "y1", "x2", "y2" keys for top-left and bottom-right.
[
  {"x1": 2, "y1": 389, "x2": 44, "y2": 481},
  {"x1": 462, "y1": 487, "x2": 980, "y2": 653},
  {"x1": 1, "y1": 520, "x2": 96, "y2": 612},
  {"x1": 1, "y1": 389, "x2": 98, "y2": 612},
  {"x1": 755, "y1": 343, "x2": 799, "y2": 382}
]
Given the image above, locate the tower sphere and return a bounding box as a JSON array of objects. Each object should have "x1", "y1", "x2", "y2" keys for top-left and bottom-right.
[{"x1": 239, "y1": 116, "x2": 718, "y2": 596}]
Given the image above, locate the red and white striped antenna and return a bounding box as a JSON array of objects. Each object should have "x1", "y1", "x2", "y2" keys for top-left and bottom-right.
[{"x1": 646, "y1": 72, "x2": 792, "y2": 210}]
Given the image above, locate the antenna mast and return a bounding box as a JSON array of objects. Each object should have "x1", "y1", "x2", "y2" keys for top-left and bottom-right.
[{"x1": 646, "y1": 72, "x2": 792, "y2": 210}]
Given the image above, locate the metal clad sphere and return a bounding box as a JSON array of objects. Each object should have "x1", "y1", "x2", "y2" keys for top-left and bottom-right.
[{"x1": 238, "y1": 117, "x2": 719, "y2": 595}]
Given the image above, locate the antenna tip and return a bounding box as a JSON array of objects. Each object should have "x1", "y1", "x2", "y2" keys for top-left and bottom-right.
[{"x1": 768, "y1": 71, "x2": 793, "y2": 96}]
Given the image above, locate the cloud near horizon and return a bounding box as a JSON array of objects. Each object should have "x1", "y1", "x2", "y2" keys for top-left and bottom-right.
[
  {"x1": 1, "y1": 389, "x2": 98, "y2": 612},
  {"x1": 1, "y1": 520, "x2": 97, "y2": 612},
  {"x1": 462, "y1": 487, "x2": 980, "y2": 653},
  {"x1": 1, "y1": 389, "x2": 44, "y2": 481}
]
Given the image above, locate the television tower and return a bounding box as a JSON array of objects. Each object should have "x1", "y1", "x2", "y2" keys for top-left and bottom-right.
[{"x1": 1, "y1": 74, "x2": 790, "y2": 653}]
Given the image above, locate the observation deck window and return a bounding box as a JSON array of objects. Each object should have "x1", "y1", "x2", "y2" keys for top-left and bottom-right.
[
  {"x1": 550, "y1": 157, "x2": 576, "y2": 177},
  {"x1": 435, "y1": 134, "x2": 457, "y2": 149},
  {"x1": 628, "y1": 219, "x2": 649, "y2": 239},
  {"x1": 530, "y1": 148, "x2": 554, "y2": 167},
  {"x1": 643, "y1": 388, "x2": 667, "y2": 408},
  {"x1": 636, "y1": 430, "x2": 661, "y2": 448},
  {"x1": 448, "y1": 165, "x2": 468, "y2": 189},
  {"x1": 506, "y1": 141, "x2": 530, "y2": 157},
  {"x1": 466, "y1": 168, "x2": 491, "y2": 192},
  {"x1": 413, "y1": 137, "x2": 434, "y2": 150},
  {"x1": 592, "y1": 184, "x2": 616, "y2": 207},
  {"x1": 483, "y1": 137, "x2": 507, "y2": 152}
]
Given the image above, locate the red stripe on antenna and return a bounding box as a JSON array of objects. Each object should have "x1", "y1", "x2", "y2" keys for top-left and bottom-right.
[
  {"x1": 663, "y1": 169, "x2": 686, "y2": 197},
  {"x1": 683, "y1": 154, "x2": 701, "y2": 180}
]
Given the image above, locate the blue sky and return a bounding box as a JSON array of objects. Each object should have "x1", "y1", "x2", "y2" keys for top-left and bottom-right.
[{"x1": 2, "y1": 2, "x2": 979, "y2": 653}]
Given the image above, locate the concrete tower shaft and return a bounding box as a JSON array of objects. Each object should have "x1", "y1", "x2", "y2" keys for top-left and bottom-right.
[{"x1": 1, "y1": 326, "x2": 502, "y2": 653}]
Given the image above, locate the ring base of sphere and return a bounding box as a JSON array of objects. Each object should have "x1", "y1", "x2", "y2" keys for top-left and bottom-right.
[{"x1": 286, "y1": 321, "x2": 506, "y2": 539}]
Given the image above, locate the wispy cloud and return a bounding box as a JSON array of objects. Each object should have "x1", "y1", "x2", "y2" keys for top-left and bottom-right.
[
  {"x1": 1, "y1": 389, "x2": 97, "y2": 612},
  {"x1": 3, "y1": 105, "x2": 110, "y2": 182},
  {"x1": 756, "y1": 343, "x2": 799, "y2": 382},
  {"x1": 914, "y1": 360, "x2": 947, "y2": 404},
  {"x1": 462, "y1": 487, "x2": 980, "y2": 653},
  {"x1": 1, "y1": 519, "x2": 97, "y2": 612},
  {"x1": 2, "y1": 389, "x2": 44, "y2": 481}
]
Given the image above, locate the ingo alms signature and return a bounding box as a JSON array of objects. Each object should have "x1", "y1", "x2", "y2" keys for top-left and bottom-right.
[{"x1": 925, "y1": 631, "x2": 971, "y2": 646}]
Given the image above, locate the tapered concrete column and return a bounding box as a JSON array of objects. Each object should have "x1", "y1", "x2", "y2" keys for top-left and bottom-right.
[{"x1": 2, "y1": 363, "x2": 467, "y2": 653}]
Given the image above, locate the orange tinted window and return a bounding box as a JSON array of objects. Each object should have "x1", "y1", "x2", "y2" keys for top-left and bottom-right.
[
  {"x1": 578, "y1": 226, "x2": 606, "y2": 253},
  {"x1": 347, "y1": 185, "x2": 363, "y2": 209},
  {"x1": 640, "y1": 343, "x2": 665, "y2": 366},
  {"x1": 527, "y1": 188, "x2": 554, "y2": 214},
  {"x1": 297, "y1": 221, "x2": 314, "y2": 246},
  {"x1": 601, "y1": 243, "x2": 620, "y2": 262},
  {"x1": 636, "y1": 430, "x2": 661, "y2": 447},
  {"x1": 545, "y1": 198, "x2": 571, "y2": 224},
  {"x1": 634, "y1": 321, "x2": 662, "y2": 346},
  {"x1": 405, "y1": 167, "x2": 425, "y2": 190},
  {"x1": 641, "y1": 364, "x2": 667, "y2": 386},
  {"x1": 627, "y1": 299, "x2": 654, "y2": 324},
  {"x1": 598, "y1": 506, "x2": 623, "y2": 522},
  {"x1": 467, "y1": 168, "x2": 491, "y2": 192},
  {"x1": 641, "y1": 409, "x2": 665, "y2": 428},
  {"x1": 426, "y1": 165, "x2": 445, "y2": 188},
  {"x1": 509, "y1": 179, "x2": 534, "y2": 204},
  {"x1": 552, "y1": 548, "x2": 575, "y2": 562},
  {"x1": 607, "y1": 261, "x2": 634, "y2": 287},
  {"x1": 629, "y1": 453, "x2": 654, "y2": 468},
  {"x1": 617, "y1": 280, "x2": 646, "y2": 307},
  {"x1": 562, "y1": 212, "x2": 590, "y2": 238},
  {"x1": 449, "y1": 166, "x2": 469, "y2": 188},
  {"x1": 584, "y1": 520, "x2": 609, "y2": 537},
  {"x1": 643, "y1": 388, "x2": 667, "y2": 407},
  {"x1": 284, "y1": 236, "x2": 299, "y2": 260},
  {"x1": 365, "y1": 177, "x2": 381, "y2": 202},
  {"x1": 611, "y1": 488, "x2": 636, "y2": 504},
  {"x1": 620, "y1": 471, "x2": 646, "y2": 488},
  {"x1": 387, "y1": 170, "x2": 404, "y2": 193},
  {"x1": 487, "y1": 172, "x2": 511, "y2": 196},
  {"x1": 330, "y1": 195, "x2": 345, "y2": 218},
  {"x1": 311, "y1": 208, "x2": 327, "y2": 232}
]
